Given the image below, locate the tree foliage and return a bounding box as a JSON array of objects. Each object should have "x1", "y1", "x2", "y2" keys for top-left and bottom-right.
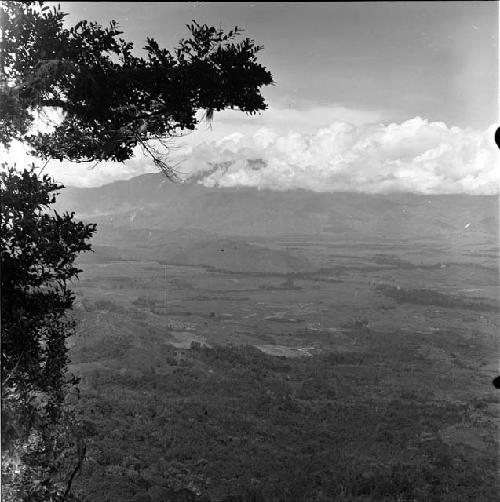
[
  {"x1": 1, "y1": 166, "x2": 95, "y2": 401},
  {"x1": 0, "y1": 2, "x2": 273, "y2": 176},
  {"x1": 1, "y1": 166, "x2": 96, "y2": 501}
]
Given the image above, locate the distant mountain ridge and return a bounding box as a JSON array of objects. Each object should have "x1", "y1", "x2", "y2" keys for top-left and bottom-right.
[{"x1": 57, "y1": 173, "x2": 499, "y2": 240}]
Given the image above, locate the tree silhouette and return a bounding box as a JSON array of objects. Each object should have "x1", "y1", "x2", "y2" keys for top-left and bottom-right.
[
  {"x1": 1, "y1": 2, "x2": 273, "y2": 176},
  {"x1": 1, "y1": 166, "x2": 95, "y2": 501}
]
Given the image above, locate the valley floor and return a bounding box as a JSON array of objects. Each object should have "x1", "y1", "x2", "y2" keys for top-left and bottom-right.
[{"x1": 69, "y1": 235, "x2": 499, "y2": 501}]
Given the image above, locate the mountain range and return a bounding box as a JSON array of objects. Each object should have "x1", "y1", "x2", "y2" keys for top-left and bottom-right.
[
  {"x1": 57, "y1": 173, "x2": 498, "y2": 237},
  {"x1": 56, "y1": 173, "x2": 498, "y2": 270}
]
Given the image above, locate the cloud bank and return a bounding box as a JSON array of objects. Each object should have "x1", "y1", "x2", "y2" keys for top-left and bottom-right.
[
  {"x1": 4, "y1": 115, "x2": 498, "y2": 194},
  {"x1": 180, "y1": 117, "x2": 499, "y2": 194}
]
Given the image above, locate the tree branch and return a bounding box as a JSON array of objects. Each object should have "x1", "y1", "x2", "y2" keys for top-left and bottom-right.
[{"x1": 61, "y1": 441, "x2": 86, "y2": 501}]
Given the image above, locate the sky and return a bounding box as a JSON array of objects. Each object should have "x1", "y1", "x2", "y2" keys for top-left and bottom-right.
[{"x1": 6, "y1": 2, "x2": 500, "y2": 193}]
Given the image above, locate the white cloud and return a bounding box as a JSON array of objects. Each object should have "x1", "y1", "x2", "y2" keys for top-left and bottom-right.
[
  {"x1": 2, "y1": 140, "x2": 155, "y2": 188},
  {"x1": 3, "y1": 104, "x2": 386, "y2": 187},
  {"x1": 181, "y1": 117, "x2": 499, "y2": 194},
  {"x1": 3, "y1": 113, "x2": 498, "y2": 194}
]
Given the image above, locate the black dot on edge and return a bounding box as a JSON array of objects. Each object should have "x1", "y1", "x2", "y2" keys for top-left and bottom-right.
[{"x1": 493, "y1": 376, "x2": 500, "y2": 389}]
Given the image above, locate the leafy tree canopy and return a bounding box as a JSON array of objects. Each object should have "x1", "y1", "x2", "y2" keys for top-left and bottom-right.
[
  {"x1": 1, "y1": 166, "x2": 95, "y2": 402},
  {"x1": 1, "y1": 165, "x2": 95, "y2": 501},
  {"x1": 0, "y1": 1, "x2": 273, "y2": 176}
]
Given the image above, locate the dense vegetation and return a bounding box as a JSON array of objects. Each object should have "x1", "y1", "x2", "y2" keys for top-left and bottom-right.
[
  {"x1": 376, "y1": 285, "x2": 499, "y2": 313},
  {"x1": 69, "y1": 336, "x2": 497, "y2": 502},
  {"x1": 1, "y1": 167, "x2": 95, "y2": 501}
]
